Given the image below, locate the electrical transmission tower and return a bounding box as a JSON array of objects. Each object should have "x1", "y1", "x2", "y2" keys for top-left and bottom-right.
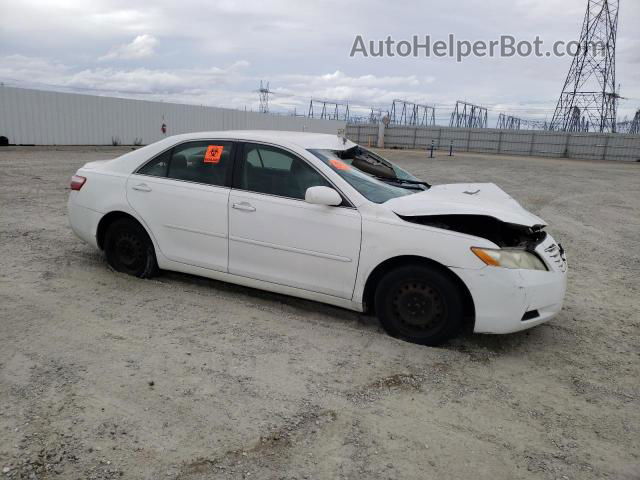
[
  {"x1": 618, "y1": 109, "x2": 640, "y2": 134},
  {"x1": 369, "y1": 108, "x2": 388, "y2": 124},
  {"x1": 258, "y1": 81, "x2": 272, "y2": 114},
  {"x1": 308, "y1": 99, "x2": 350, "y2": 121},
  {"x1": 496, "y1": 113, "x2": 548, "y2": 130},
  {"x1": 550, "y1": 0, "x2": 620, "y2": 133},
  {"x1": 496, "y1": 114, "x2": 521, "y2": 130},
  {"x1": 389, "y1": 99, "x2": 436, "y2": 127},
  {"x1": 629, "y1": 109, "x2": 640, "y2": 134},
  {"x1": 449, "y1": 101, "x2": 488, "y2": 128}
]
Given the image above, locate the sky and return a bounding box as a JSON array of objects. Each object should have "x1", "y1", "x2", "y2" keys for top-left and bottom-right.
[{"x1": 1, "y1": 0, "x2": 638, "y2": 124}]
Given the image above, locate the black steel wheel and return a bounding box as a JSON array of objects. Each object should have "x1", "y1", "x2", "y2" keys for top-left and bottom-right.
[
  {"x1": 104, "y1": 218, "x2": 158, "y2": 278},
  {"x1": 375, "y1": 265, "x2": 463, "y2": 346}
]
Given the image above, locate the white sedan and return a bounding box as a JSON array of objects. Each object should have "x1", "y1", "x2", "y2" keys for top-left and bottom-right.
[{"x1": 68, "y1": 130, "x2": 567, "y2": 345}]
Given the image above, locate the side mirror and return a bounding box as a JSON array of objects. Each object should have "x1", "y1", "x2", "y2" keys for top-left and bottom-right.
[{"x1": 305, "y1": 186, "x2": 342, "y2": 206}]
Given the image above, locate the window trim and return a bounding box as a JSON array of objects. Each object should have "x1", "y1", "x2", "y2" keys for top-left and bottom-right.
[
  {"x1": 133, "y1": 139, "x2": 239, "y2": 189},
  {"x1": 232, "y1": 141, "x2": 355, "y2": 208}
]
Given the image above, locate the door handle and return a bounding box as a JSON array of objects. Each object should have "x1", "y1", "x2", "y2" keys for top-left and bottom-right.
[
  {"x1": 232, "y1": 202, "x2": 256, "y2": 212},
  {"x1": 132, "y1": 183, "x2": 152, "y2": 192}
]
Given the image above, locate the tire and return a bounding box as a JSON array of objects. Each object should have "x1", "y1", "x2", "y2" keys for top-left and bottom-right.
[
  {"x1": 104, "y1": 218, "x2": 159, "y2": 278},
  {"x1": 374, "y1": 265, "x2": 463, "y2": 346}
]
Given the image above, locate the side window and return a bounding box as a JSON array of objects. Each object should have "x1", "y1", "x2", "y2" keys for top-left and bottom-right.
[
  {"x1": 239, "y1": 144, "x2": 331, "y2": 200},
  {"x1": 167, "y1": 141, "x2": 233, "y2": 187},
  {"x1": 138, "y1": 149, "x2": 170, "y2": 177}
]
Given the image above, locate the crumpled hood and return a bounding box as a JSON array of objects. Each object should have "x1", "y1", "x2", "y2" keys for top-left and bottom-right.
[{"x1": 384, "y1": 183, "x2": 546, "y2": 227}]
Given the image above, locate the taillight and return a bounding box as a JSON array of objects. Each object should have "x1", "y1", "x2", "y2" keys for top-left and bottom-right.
[{"x1": 70, "y1": 175, "x2": 87, "y2": 191}]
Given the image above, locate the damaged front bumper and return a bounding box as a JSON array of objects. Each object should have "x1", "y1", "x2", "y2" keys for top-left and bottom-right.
[{"x1": 452, "y1": 234, "x2": 568, "y2": 334}]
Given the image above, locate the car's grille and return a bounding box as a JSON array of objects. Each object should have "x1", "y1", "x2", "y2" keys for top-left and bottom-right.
[{"x1": 543, "y1": 243, "x2": 567, "y2": 272}]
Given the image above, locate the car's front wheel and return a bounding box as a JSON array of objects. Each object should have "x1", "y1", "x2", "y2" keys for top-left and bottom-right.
[
  {"x1": 104, "y1": 218, "x2": 158, "y2": 278},
  {"x1": 374, "y1": 265, "x2": 463, "y2": 346}
]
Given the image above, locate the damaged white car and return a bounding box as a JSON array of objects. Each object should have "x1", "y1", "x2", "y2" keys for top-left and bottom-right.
[{"x1": 68, "y1": 131, "x2": 567, "y2": 345}]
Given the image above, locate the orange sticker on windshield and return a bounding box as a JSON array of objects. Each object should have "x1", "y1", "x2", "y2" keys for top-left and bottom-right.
[
  {"x1": 204, "y1": 145, "x2": 224, "y2": 164},
  {"x1": 330, "y1": 158, "x2": 351, "y2": 171}
]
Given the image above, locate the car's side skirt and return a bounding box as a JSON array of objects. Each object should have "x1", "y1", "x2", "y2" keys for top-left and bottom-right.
[{"x1": 160, "y1": 258, "x2": 365, "y2": 313}]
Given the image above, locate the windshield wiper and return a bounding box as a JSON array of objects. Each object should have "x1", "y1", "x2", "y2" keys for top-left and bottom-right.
[{"x1": 371, "y1": 174, "x2": 431, "y2": 188}]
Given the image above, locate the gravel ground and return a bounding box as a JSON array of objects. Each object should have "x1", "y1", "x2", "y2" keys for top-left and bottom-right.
[{"x1": 0, "y1": 145, "x2": 639, "y2": 480}]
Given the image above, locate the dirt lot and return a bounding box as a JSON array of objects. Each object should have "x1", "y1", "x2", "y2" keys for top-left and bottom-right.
[{"x1": 1, "y1": 145, "x2": 639, "y2": 480}]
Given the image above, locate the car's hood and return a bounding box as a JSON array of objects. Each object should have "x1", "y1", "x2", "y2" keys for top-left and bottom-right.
[{"x1": 384, "y1": 183, "x2": 546, "y2": 227}]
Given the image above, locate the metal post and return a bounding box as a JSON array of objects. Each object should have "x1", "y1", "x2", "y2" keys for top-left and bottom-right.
[
  {"x1": 602, "y1": 134, "x2": 611, "y2": 161},
  {"x1": 377, "y1": 121, "x2": 386, "y2": 148},
  {"x1": 429, "y1": 140, "x2": 435, "y2": 158},
  {"x1": 529, "y1": 132, "x2": 536, "y2": 156}
]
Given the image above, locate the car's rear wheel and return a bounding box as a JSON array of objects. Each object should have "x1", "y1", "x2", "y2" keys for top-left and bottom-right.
[
  {"x1": 374, "y1": 265, "x2": 463, "y2": 346},
  {"x1": 104, "y1": 218, "x2": 158, "y2": 278}
]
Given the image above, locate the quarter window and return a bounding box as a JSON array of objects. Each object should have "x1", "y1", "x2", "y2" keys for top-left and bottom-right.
[
  {"x1": 238, "y1": 144, "x2": 331, "y2": 200},
  {"x1": 137, "y1": 149, "x2": 170, "y2": 177}
]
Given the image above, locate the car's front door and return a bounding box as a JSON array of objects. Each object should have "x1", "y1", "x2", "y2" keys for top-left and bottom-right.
[
  {"x1": 228, "y1": 143, "x2": 362, "y2": 299},
  {"x1": 126, "y1": 140, "x2": 235, "y2": 272}
]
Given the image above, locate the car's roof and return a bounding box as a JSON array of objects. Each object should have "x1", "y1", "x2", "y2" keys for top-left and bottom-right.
[
  {"x1": 165, "y1": 130, "x2": 356, "y2": 150},
  {"x1": 101, "y1": 130, "x2": 358, "y2": 175}
]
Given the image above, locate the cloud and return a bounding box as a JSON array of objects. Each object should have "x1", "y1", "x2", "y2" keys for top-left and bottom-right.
[
  {"x1": 0, "y1": 55, "x2": 251, "y2": 103},
  {"x1": 266, "y1": 70, "x2": 437, "y2": 115},
  {"x1": 99, "y1": 34, "x2": 158, "y2": 61},
  {"x1": 1, "y1": 0, "x2": 638, "y2": 121},
  {"x1": 0, "y1": 55, "x2": 433, "y2": 116}
]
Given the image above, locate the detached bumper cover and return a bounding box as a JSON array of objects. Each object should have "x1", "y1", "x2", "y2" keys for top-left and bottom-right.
[{"x1": 452, "y1": 234, "x2": 568, "y2": 334}]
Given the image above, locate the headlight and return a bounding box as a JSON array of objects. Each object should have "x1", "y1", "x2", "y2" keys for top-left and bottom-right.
[{"x1": 471, "y1": 247, "x2": 548, "y2": 271}]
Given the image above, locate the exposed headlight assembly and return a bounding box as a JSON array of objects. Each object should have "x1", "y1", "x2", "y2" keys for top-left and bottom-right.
[{"x1": 471, "y1": 247, "x2": 548, "y2": 271}]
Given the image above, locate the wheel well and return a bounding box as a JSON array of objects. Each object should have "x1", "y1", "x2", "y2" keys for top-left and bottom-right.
[
  {"x1": 96, "y1": 211, "x2": 145, "y2": 250},
  {"x1": 362, "y1": 256, "x2": 475, "y2": 330}
]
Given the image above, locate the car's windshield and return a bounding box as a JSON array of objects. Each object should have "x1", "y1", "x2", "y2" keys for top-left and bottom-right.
[
  {"x1": 344, "y1": 146, "x2": 421, "y2": 182},
  {"x1": 309, "y1": 148, "x2": 416, "y2": 203}
]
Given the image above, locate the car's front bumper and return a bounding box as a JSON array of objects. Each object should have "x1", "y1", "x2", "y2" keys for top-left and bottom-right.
[{"x1": 452, "y1": 234, "x2": 568, "y2": 334}]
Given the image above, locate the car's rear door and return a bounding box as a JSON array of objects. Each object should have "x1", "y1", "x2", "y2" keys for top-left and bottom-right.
[
  {"x1": 126, "y1": 140, "x2": 235, "y2": 272},
  {"x1": 227, "y1": 142, "x2": 362, "y2": 299}
]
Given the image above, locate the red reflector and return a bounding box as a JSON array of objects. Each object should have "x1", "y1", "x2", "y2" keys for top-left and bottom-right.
[{"x1": 70, "y1": 175, "x2": 87, "y2": 191}]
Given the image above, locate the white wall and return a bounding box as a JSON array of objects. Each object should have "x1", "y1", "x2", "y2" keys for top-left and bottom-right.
[
  {"x1": 346, "y1": 124, "x2": 640, "y2": 162},
  {"x1": 0, "y1": 86, "x2": 346, "y2": 145}
]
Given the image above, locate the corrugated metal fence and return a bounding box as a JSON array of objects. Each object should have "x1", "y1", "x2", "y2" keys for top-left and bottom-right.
[
  {"x1": 0, "y1": 86, "x2": 346, "y2": 145},
  {"x1": 346, "y1": 124, "x2": 640, "y2": 162}
]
